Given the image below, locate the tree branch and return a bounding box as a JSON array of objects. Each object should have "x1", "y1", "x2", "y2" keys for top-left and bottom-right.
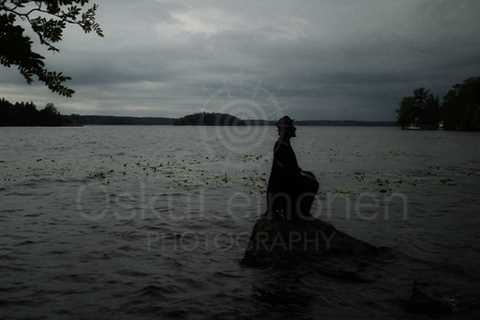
[{"x1": 1, "y1": 0, "x2": 103, "y2": 97}]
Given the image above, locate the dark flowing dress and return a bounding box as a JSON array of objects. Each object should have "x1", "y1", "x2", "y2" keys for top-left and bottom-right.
[{"x1": 267, "y1": 139, "x2": 319, "y2": 220}]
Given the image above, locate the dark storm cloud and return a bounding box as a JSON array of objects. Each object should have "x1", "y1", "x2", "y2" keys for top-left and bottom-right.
[{"x1": 1, "y1": 0, "x2": 479, "y2": 120}]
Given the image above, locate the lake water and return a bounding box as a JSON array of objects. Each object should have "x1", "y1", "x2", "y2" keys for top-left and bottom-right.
[{"x1": 1, "y1": 126, "x2": 479, "y2": 319}]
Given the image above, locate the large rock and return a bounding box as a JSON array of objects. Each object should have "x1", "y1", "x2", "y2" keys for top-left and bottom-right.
[{"x1": 241, "y1": 216, "x2": 382, "y2": 267}]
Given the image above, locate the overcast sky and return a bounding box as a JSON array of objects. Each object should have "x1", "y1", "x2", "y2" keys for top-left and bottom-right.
[{"x1": 1, "y1": 0, "x2": 479, "y2": 120}]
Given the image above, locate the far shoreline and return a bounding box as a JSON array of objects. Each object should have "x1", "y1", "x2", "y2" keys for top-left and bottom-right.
[{"x1": 59, "y1": 114, "x2": 397, "y2": 127}]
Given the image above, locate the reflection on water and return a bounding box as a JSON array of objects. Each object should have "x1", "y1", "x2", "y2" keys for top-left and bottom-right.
[{"x1": 0, "y1": 126, "x2": 479, "y2": 319}]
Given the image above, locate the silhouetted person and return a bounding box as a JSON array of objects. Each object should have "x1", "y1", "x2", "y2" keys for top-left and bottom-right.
[{"x1": 267, "y1": 116, "x2": 319, "y2": 220}]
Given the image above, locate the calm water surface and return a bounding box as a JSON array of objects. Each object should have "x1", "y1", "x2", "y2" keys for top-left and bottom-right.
[{"x1": 1, "y1": 126, "x2": 479, "y2": 319}]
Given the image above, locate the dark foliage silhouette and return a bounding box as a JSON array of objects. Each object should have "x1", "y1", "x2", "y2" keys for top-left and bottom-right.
[
  {"x1": 174, "y1": 112, "x2": 246, "y2": 126},
  {"x1": 442, "y1": 77, "x2": 480, "y2": 131},
  {"x1": 68, "y1": 115, "x2": 175, "y2": 125},
  {"x1": 396, "y1": 88, "x2": 440, "y2": 129},
  {"x1": 397, "y1": 77, "x2": 480, "y2": 131},
  {"x1": 0, "y1": 98, "x2": 71, "y2": 126},
  {"x1": 0, "y1": 0, "x2": 103, "y2": 97}
]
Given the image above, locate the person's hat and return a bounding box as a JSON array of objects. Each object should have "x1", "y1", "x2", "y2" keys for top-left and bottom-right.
[{"x1": 276, "y1": 116, "x2": 295, "y2": 128}]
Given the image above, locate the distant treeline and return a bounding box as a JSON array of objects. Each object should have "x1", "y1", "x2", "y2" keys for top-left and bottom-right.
[
  {"x1": 68, "y1": 115, "x2": 174, "y2": 125},
  {"x1": 296, "y1": 120, "x2": 395, "y2": 126},
  {"x1": 173, "y1": 113, "x2": 394, "y2": 126},
  {"x1": 0, "y1": 99, "x2": 73, "y2": 126},
  {"x1": 244, "y1": 120, "x2": 395, "y2": 126},
  {"x1": 174, "y1": 112, "x2": 245, "y2": 125},
  {"x1": 0, "y1": 101, "x2": 396, "y2": 126},
  {"x1": 70, "y1": 117, "x2": 394, "y2": 126},
  {"x1": 397, "y1": 77, "x2": 480, "y2": 130},
  {"x1": 0, "y1": 99, "x2": 397, "y2": 128}
]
